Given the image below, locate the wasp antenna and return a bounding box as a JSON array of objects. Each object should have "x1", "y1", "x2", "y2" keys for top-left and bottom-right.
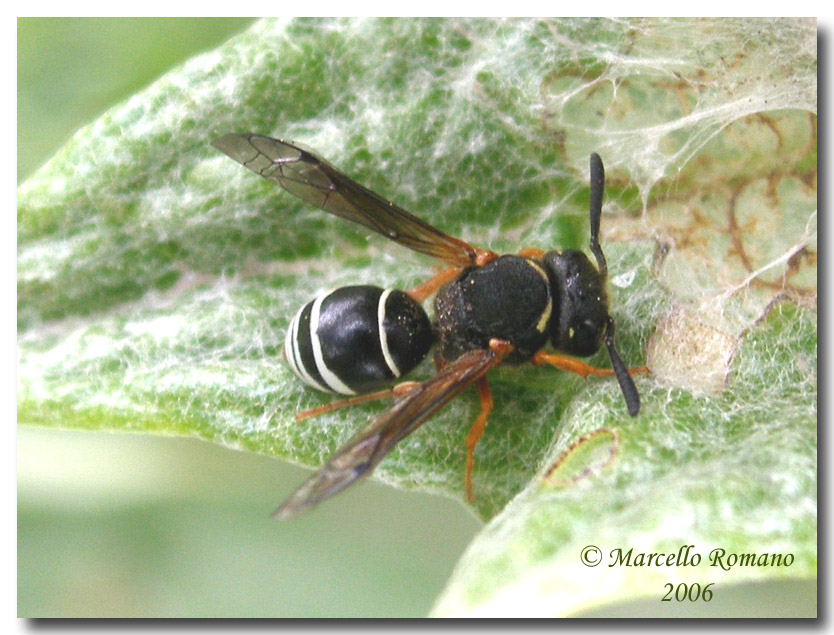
[
  {"x1": 589, "y1": 153, "x2": 608, "y2": 280},
  {"x1": 604, "y1": 317, "x2": 640, "y2": 416}
]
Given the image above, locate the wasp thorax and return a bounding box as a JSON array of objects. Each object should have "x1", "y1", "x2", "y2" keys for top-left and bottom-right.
[
  {"x1": 434, "y1": 255, "x2": 552, "y2": 364},
  {"x1": 544, "y1": 250, "x2": 609, "y2": 357}
]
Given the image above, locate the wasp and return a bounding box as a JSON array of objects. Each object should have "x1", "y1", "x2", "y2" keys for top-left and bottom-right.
[{"x1": 212, "y1": 134, "x2": 644, "y2": 520}]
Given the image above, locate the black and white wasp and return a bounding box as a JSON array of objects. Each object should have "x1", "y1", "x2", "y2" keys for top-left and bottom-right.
[{"x1": 212, "y1": 133, "x2": 645, "y2": 520}]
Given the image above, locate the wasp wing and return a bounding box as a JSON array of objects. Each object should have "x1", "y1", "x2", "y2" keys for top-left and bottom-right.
[
  {"x1": 212, "y1": 133, "x2": 485, "y2": 267},
  {"x1": 272, "y1": 347, "x2": 505, "y2": 520}
]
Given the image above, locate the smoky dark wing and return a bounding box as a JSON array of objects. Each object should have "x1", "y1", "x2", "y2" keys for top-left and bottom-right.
[
  {"x1": 212, "y1": 133, "x2": 482, "y2": 267},
  {"x1": 271, "y1": 347, "x2": 504, "y2": 520}
]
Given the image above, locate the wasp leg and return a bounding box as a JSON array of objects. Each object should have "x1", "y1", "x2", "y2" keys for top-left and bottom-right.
[
  {"x1": 274, "y1": 340, "x2": 512, "y2": 520},
  {"x1": 465, "y1": 377, "x2": 494, "y2": 503},
  {"x1": 531, "y1": 351, "x2": 649, "y2": 379},
  {"x1": 461, "y1": 339, "x2": 514, "y2": 503},
  {"x1": 408, "y1": 250, "x2": 497, "y2": 303},
  {"x1": 295, "y1": 382, "x2": 422, "y2": 421},
  {"x1": 408, "y1": 267, "x2": 463, "y2": 302}
]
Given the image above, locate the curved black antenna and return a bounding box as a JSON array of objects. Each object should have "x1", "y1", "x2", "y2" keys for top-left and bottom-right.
[
  {"x1": 604, "y1": 317, "x2": 640, "y2": 416},
  {"x1": 589, "y1": 153, "x2": 640, "y2": 416},
  {"x1": 589, "y1": 153, "x2": 607, "y2": 279}
]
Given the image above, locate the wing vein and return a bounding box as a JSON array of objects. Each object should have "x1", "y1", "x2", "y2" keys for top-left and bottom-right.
[
  {"x1": 271, "y1": 346, "x2": 505, "y2": 520},
  {"x1": 212, "y1": 133, "x2": 487, "y2": 266}
]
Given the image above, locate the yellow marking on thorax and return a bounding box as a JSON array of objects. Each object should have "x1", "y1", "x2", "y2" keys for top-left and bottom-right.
[{"x1": 525, "y1": 259, "x2": 553, "y2": 334}]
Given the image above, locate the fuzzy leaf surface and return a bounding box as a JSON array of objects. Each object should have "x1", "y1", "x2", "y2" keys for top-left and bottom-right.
[{"x1": 18, "y1": 18, "x2": 816, "y2": 616}]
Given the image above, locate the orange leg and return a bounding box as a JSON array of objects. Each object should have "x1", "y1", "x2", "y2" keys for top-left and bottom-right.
[
  {"x1": 465, "y1": 377, "x2": 494, "y2": 503},
  {"x1": 295, "y1": 381, "x2": 421, "y2": 421},
  {"x1": 531, "y1": 351, "x2": 649, "y2": 378},
  {"x1": 408, "y1": 267, "x2": 463, "y2": 302},
  {"x1": 408, "y1": 248, "x2": 499, "y2": 303}
]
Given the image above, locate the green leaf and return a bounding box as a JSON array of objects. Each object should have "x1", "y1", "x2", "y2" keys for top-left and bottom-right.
[
  {"x1": 18, "y1": 18, "x2": 816, "y2": 616},
  {"x1": 433, "y1": 302, "x2": 817, "y2": 616}
]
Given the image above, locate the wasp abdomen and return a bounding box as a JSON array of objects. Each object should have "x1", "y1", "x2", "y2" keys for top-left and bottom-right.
[{"x1": 283, "y1": 285, "x2": 434, "y2": 395}]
